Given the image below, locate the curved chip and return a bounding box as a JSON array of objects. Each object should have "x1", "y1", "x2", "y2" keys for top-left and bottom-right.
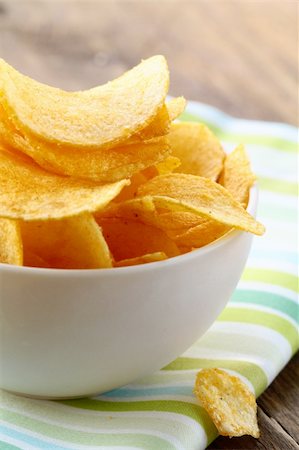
[
  {"x1": 1, "y1": 56, "x2": 169, "y2": 148},
  {"x1": 174, "y1": 220, "x2": 230, "y2": 248},
  {"x1": 100, "y1": 195, "x2": 231, "y2": 249},
  {"x1": 0, "y1": 218, "x2": 23, "y2": 265},
  {"x1": 194, "y1": 368, "x2": 260, "y2": 438},
  {"x1": 166, "y1": 97, "x2": 187, "y2": 121},
  {"x1": 97, "y1": 217, "x2": 179, "y2": 261},
  {"x1": 169, "y1": 122, "x2": 225, "y2": 180},
  {"x1": 114, "y1": 252, "x2": 167, "y2": 267},
  {"x1": 0, "y1": 113, "x2": 170, "y2": 182},
  {"x1": 137, "y1": 173, "x2": 265, "y2": 235},
  {"x1": 21, "y1": 213, "x2": 112, "y2": 269},
  {"x1": 218, "y1": 145, "x2": 256, "y2": 207},
  {"x1": 0, "y1": 146, "x2": 130, "y2": 220},
  {"x1": 127, "y1": 97, "x2": 186, "y2": 143}
]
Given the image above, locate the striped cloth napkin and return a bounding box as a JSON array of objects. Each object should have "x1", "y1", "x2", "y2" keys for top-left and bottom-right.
[{"x1": 0, "y1": 101, "x2": 298, "y2": 450}]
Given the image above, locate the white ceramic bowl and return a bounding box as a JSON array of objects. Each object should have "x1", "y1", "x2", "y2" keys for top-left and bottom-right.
[{"x1": 0, "y1": 186, "x2": 258, "y2": 399}]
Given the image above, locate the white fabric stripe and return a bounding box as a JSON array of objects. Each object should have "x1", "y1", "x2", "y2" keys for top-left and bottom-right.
[
  {"x1": 226, "y1": 303, "x2": 299, "y2": 329},
  {"x1": 236, "y1": 281, "x2": 298, "y2": 303},
  {"x1": 1, "y1": 391, "x2": 205, "y2": 436},
  {"x1": 185, "y1": 100, "x2": 298, "y2": 141},
  {"x1": 245, "y1": 146, "x2": 296, "y2": 181},
  {"x1": 0, "y1": 420, "x2": 184, "y2": 450},
  {"x1": 0, "y1": 403, "x2": 207, "y2": 449},
  {"x1": 182, "y1": 349, "x2": 273, "y2": 385},
  {"x1": 0, "y1": 434, "x2": 37, "y2": 450},
  {"x1": 184, "y1": 322, "x2": 293, "y2": 383},
  {"x1": 246, "y1": 259, "x2": 298, "y2": 276},
  {"x1": 258, "y1": 190, "x2": 298, "y2": 210}
]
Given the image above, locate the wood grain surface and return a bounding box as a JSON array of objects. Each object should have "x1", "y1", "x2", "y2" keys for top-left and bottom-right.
[
  {"x1": 0, "y1": 1, "x2": 298, "y2": 449},
  {"x1": 0, "y1": 0, "x2": 297, "y2": 124}
]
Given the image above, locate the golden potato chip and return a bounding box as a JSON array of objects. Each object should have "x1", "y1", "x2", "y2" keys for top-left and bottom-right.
[
  {"x1": 137, "y1": 174, "x2": 265, "y2": 235},
  {"x1": 1, "y1": 56, "x2": 169, "y2": 148},
  {"x1": 114, "y1": 252, "x2": 167, "y2": 267},
  {"x1": 169, "y1": 122, "x2": 225, "y2": 180},
  {"x1": 99, "y1": 197, "x2": 229, "y2": 249},
  {"x1": 156, "y1": 156, "x2": 181, "y2": 175},
  {"x1": 113, "y1": 172, "x2": 149, "y2": 203},
  {"x1": 0, "y1": 109, "x2": 170, "y2": 182},
  {"x1": 174, "y1": 220, "x2": 231, "y2": 248},
  {"x1": 24, "y1": 251, "x2": 50, "y2": 269},
  {"x1": 97, "y1": 217, "x2": 179, "y2": 261},
  {"x1": 114, "y1": 154, "x2": 181, "y2": 201},
  {"x1": 128, "y1": 97, "x2": 186, "y2": 143},
  {"x1": 0, "y1": 146, "x2": 129, "y2": 220},
  {"x1": 0, "y1": 218, "x2": 23, "y2": 265},
  {"x1": 97, "y1": 196, "x2": 157, "y2": 225},
  {"x1": 166, "y1": 97, "x2": 187, "y2": 121},
  {"x1": 21, "y1": 213, "x2": 112, "y2": 269},
  {"x1": 218, "y1": 145, "x2": 256, "y2": 207},
  {"x1": 194, "y1": 368, "x2": 260, "y2": 438}
]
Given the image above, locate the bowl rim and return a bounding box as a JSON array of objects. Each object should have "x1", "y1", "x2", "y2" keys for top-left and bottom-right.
[{"x1": 0, "y1": 185, "x2": 258, "y2": 278}]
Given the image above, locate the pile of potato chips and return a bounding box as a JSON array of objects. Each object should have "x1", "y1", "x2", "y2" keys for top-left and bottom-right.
[{"x1": 0, "y1": 56, "x2": 265, "y2": 269}]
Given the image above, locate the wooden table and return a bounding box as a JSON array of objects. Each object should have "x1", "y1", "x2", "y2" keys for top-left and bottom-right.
[{"x1": 0, "y1": 1, "x2": 298, "y2": 448}]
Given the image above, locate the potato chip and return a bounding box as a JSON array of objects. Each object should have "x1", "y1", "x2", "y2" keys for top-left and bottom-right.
[
  {"x1": 113, "y1": 172, "x2": 149, "y2": 203},
  {"x1": 0, "y1": 109, "x2": 170, "y2": 182},
  {"x1": 0, "y1": 56, "x2": 169, "y2": 148},
  {"x1": 0, "y1": 218, "x2": 23, "y2": 265},
  {"x1": 128, "y1": 97, "x2": 186, "y2": 143},
  {"x1": 97, "y1": 217, "x2": 179, "y2": 261},
  {"x1": 24, "y1": 251, "x2": 50, "y2": 269},
  {"x1": 99, "y1": 196, "x2": 230, "y2": 249},
  {"x1": 169, "y1": 122, "x2": 225, "y2": 180},
  {"x1": 114, "y1": 252, "x2": 167, "y2": 267},
  {"x1": 174, "y1": 220, "x2": 230, "y2": 248},
  {"x1": 0, "y1": 146, "x2": 129, "y2": 220},
  {"x1": 97, "y1": 196, "x2": 157, "y2": 226},
  {"x1": 218, "y1": 145, "x2": 256, "y2": 207},
  {"x1": 137, "y1": 174, "x2": 265, "y2": 235},
  {"x1": 194, "y1": 368, "x2": 260, "y2": 438},
  {"x1": 166, "y1": 97, "x2": 187, "y2": 121},
  {"x1": 21, "y1": 213, "x2": 112, "y2": 269},
  {"x1": 156, "y1": 156, "x2": 181, "y2": 175}
]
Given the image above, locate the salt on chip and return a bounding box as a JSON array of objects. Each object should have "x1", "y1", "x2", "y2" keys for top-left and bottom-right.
[
  {"x1": 169, "y1": 122, "x2": 225, "y2": 180},
  {"x1": 194, "y1": 368, "x2": 260, "y2": 438},
  {"x1": 21, "y1": 213, "x2": 112, "y2": 269},
  {"x1": 137, "y1": 174, "x2": 265, "y2": 236},
  {"x1": 1, "y1": 56, "x2": 169, "y2": 148},
  {"x1": 218, "y1": 144, "x2": 256, "y2": 207},
  {"x1": 97, "y1": 217, "x2": 179, "y2": 261},
  {"x1": 0, "y1": 146, "x2": 130, "y2": 220},
  {"x1": 114, "y1": 252, "x2": 167, "y2": 267},
  {"x1": 0, "y1": 111, "x2": 170, "y2": 182},
  {"x1": 0, "y1": 218, "x2": 23, "y2": 265}
]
